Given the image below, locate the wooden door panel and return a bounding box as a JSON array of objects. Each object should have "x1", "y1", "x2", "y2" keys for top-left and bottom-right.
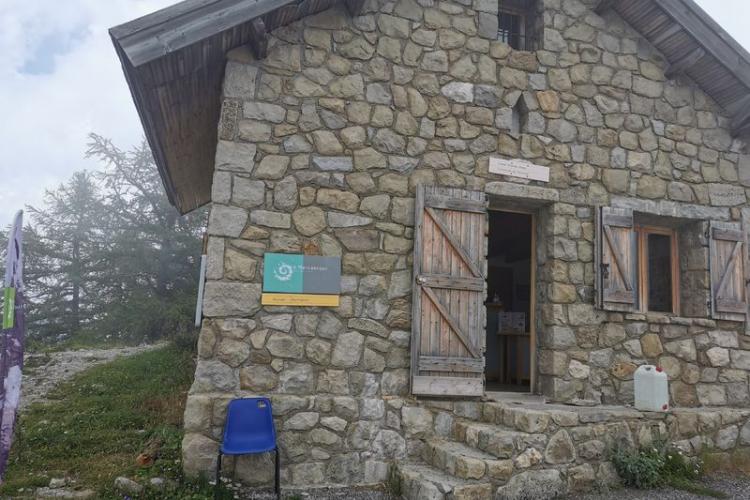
[
  {"x1": 411, "y1": 186, "x2": 488, "y2": 397},
  {"x1": 596, "y1": 207, "x2": 637, "y2": 311},
  {"x1": 710, "y1": 222, "x2": 748, "y2": 321}
]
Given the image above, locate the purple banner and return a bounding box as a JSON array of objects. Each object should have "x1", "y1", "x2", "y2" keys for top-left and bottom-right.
[{"x1": 0, "y1": 211, "x2": 24, "y2": 483}]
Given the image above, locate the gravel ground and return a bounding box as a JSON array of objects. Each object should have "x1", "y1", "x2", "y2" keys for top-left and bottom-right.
[
  {"x1": 230, "y1": 484, "x2": 394, "y2": 499},
  {"x1": 21, "y1": 343, "x2": 165, "y2": 410},
  {"x1": 571, "y1": 474, "x2": 750, "y2": 499}
]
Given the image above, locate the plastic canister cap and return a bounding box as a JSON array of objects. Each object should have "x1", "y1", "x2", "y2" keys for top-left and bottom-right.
[{"x1": 656, "y1": 366, "x2": 663, "y2": 373}]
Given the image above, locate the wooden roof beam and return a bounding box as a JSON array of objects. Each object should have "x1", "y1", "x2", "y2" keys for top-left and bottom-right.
[
  {"x1": 665, "y1": 47, "x2": 706, "y2": 79},
  {"x1": 595, "y1": 0, "x2": 616, "y2": 14},
  {"x1": 730, "y1": 95, "x2": 750, "y2": 135},
  {"x1": 114, "y1": 0, "x2": 297, "y2": 68},
  {"x1": 344, "y1": 0, "x2": 365, "y2": 16},
  {"x1": 248, "y1": 18, "x2": 268, "y2": 59},
  {"x1": 659, "y1": 0, "x2": 750, "y2": 84},
  {"x1": 650, "y1": 23, "x2": 683, "y2": 47}
]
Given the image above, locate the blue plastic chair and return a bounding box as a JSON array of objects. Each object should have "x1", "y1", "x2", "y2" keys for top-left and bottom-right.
[{"x1": 215, "y1": 398, "x2": 279, "y2": 499}]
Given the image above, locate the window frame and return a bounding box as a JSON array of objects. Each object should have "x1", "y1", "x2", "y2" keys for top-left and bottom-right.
[
  {"x1": 498, "y1": 7, "x2": 526, "y2": 50},
  {"x1": 498, "y1": 0, "x2": 539, "y2": 51},
  {"x1": 635, "y1": 224, "x2": 680, "y2": 315}
]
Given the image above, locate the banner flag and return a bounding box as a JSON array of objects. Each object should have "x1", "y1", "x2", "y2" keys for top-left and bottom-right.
[{"x1": 0, "y1": 211, "x2": 25, "y2": 483}]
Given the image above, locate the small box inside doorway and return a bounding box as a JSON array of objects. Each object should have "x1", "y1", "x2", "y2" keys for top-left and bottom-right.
[{"x1": 497, "y1": 312, "x2": 526, "y2": 333}]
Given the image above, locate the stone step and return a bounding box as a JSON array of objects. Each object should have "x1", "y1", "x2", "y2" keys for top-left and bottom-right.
[
  {"x1": 494, "y1": 469, "x2": 569, "y2": 500},
  {"x1": 395, "y1": 462, "x2": 492, "y2": 500},
  {"x1": 480, "y1": 402, "x2": 579, "y2": 434},
  {"x1": 452, "y1": 420, "x2": 547, "y2": 459},
  {"x1": 421, "y1": 438, "x2": 513, "y2": 482}
]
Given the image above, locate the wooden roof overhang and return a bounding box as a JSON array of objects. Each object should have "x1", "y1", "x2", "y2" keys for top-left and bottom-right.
[
  {"x1": 110, "y1": 0, "x2": 363, "y2": 214},
  {"x1": 598, "y1": 0, "x2": 750, "y2": 137},
  {"x1": 111, "y1": 0, "x2": 750, "y2": 214}
]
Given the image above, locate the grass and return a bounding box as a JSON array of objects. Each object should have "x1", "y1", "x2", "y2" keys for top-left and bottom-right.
[
  {"x1": 612, "y1": 441, "x2": 726, "y2": 498},
  {"x1": 26, "y1": 332, "x2": 137, "y2": 354},
  {"x1": 1, "y1": 343, "x2": 229, "y2": 499}
]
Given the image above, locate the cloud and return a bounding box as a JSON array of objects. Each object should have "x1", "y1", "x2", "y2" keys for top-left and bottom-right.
[
  {"x1": 0, "y1": 0, "x2": 748, "y2": 223},
  {"x1": 0, "y1": 0, "x2": 174, "y2": 222}
]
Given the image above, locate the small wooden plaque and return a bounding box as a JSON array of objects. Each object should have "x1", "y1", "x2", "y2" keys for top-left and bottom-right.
[{"x1": 489, "y1": 157, "x2": 550, "y2": 182}]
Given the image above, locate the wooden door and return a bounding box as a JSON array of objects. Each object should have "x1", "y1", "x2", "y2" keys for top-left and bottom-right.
[
  {"x1": 596, "y1": 207, "x2": 637, "y2": 312},
  {"x1": 410, "y1": 186, "x2": 488, "y2": 397},
  {"x1": 709, "y1": 222, "x2": 748, "y2": 321}
]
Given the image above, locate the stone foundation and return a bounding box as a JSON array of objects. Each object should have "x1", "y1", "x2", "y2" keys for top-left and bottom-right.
[{"x1": 195, "y1": 395, "x2": 750, "y2": 498}]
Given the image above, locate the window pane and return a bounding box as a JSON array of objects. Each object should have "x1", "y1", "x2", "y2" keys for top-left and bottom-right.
[
  {"x1": 499, "y1": 13, "x2": 521, "y2": 49},
  {"x1": 648, "y1": 233, "x2": 672, "y2": 312}
]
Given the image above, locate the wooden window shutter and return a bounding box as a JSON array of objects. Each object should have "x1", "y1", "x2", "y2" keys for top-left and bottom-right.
[
  {"x1": 596, "y1": 207, "x2": 637, "y2": 311},
  {"x1": 410, "y1": 185, "x2": 488, "y2": 397},
  {"x1": 709, "y1": 222, "x2": 748, "y2": 321}
]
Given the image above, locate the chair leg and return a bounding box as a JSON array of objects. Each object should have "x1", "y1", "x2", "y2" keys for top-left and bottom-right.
[
  {"x1": 214, "y1": 451, "x2": 222, "y2": 500},
  {"x1": 275, "y1": 448, "x2": 281, "y2": 499}
]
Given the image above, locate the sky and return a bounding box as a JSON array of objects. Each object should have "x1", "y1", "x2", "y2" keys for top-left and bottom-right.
[{"x1": 0, "y1": 0, "x2": 748, "y2": 222}]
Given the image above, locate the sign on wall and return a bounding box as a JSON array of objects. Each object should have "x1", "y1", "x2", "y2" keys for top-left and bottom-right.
[
  {"x1": 262, "y1": 253, "x2": 341, "y2": 307},
  {"x1": 489, "y1": 157, "x2": 550, "y2": 183}
]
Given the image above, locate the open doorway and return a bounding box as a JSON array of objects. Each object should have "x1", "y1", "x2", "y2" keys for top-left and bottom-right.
[{"x1": 486, "y1": 210, "x2": 534, "y2": 393}]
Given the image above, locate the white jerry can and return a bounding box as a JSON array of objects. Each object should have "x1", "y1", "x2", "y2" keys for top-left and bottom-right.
[{"x1": 634, "y1": 365, "x2": 670, "y2": 412}]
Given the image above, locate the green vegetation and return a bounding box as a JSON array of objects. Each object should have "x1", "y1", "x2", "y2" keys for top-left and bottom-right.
[
  {"x1": 1, "y1": 343, "x2": 230, "y2": 499},
  {"x1": 1, "y1": 134, "x2": 205, "y2": 351},
  {"x1": 612, "y1": 441, "x2": 725, "y2": 498}
]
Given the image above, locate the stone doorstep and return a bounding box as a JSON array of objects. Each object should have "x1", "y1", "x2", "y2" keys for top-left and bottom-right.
[{"x1": 474, "y1": 400, "x2": 750, "y2": 433}]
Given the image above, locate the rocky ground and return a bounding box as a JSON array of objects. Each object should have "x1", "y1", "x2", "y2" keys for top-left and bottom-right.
[
  {"x1": 571, "y1": 474, "x2": 750, "y2": 499},
  {"x1": 21, "y1": 343, "x2": 164, "y2": 410}
]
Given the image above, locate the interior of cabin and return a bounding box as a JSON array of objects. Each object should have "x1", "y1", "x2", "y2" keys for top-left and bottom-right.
[{"x1": 485, "y1": 210, "x2": 533, "y2": 393}]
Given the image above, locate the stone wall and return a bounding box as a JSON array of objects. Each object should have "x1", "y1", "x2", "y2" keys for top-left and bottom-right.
[{"x1": 182, "y1": 0, "x2": 750, "y2": 485}]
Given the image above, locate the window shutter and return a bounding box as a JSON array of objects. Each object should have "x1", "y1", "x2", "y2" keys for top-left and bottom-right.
[
  {"x1": 596, "y1": 207, "x2": 637, "y2": 311},
  {"x1": 410, "y1": 185, "x2": 488, "y2": 397},
  {"x1": 709, "y1": 222, "x2": 748, "y2": 321}
]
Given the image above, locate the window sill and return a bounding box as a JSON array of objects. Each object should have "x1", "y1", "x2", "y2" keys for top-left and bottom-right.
[{"x1": 622, "y1": 312, "x2": 722, "y2": 327}]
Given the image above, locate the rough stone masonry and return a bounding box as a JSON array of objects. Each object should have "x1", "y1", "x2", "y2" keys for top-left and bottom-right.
[{"x1": 182, "y1": 0, "x2": 750, "y2": 488}]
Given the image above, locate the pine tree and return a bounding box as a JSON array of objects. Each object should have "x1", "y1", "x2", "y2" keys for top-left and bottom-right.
[
  {"x1": 86, "y1": 134, "x2": 206, "y2": 342},
  {"x1": 25, "y1": 172, "x2": 109, "y2": 341}
]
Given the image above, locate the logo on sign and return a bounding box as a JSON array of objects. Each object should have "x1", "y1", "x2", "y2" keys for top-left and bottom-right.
[{"x1": 273, "y1": 262, "x2": 294, "y2": 282}]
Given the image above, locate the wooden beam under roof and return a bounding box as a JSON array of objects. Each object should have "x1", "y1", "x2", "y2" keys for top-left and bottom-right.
[
  {"x1": 595, "y1": 0, "x2": 615, "y2": 14},
  {"x1": 665, "y1": 47, "x2": 706, "y2": 79},
  {"x1": 650, "y1": 23, "x2": 683, "y2": 47},
  {"x1": 659, "y1": 0, "x2": 750, "y2": 84},
  {"x1": 344, "y1": 0, "x2": 365, "y2": 16},
  {"x1": 114, "y1": 0, "x2": 296, "y2": 68},
  {"x1": 657, "y1": 0, "x2": 750, "y2": 135},
  {"x1": 730, "y1": 95, "x2": 750, "y2": 132},
  {"x1": 248, "y1": 18, "x2": 269, "y2": 59}
]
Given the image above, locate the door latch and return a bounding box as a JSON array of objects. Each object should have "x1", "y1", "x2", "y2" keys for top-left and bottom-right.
[
  {"x1": 416, "y1": 275, "x2": 426, "y2": 285},
  {"x1": 600, "y1": 263, "x2": 610, "y2": 280}
]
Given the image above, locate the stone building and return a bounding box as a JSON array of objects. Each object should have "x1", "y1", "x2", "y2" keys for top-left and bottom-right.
[{"x1": 111, "y1": 0, "x2": 750, "y2": 496}]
